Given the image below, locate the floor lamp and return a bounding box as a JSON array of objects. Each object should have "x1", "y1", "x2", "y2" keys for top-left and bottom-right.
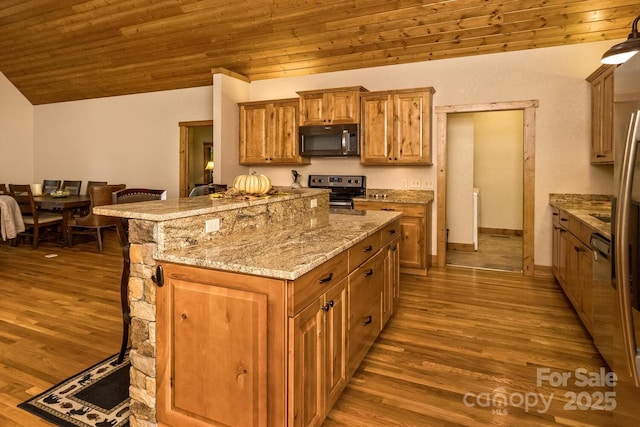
[{"x1": 205, "y1": 161, "x2": 214, "y2": 184}]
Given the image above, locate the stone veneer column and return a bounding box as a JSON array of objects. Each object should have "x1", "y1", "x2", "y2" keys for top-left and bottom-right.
[{"x1": 127, "y1": 220, "x2": 160, "y2": 427}]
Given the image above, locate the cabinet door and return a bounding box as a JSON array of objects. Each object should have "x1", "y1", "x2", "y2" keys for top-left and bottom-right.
[
  {"x1": 239, "y1": 104, "x2": 268, "y2": 164},
  {"x1": 299, "y1": 92, "x2": 326, "y2": 125},
  {"x1": 328, "y1": 90, "x2": 360, "y2": 123},
  {"x1": 599, "y1": 70, "x2": 615, "y2": 162},
  {"x1": 588, "y1": 65, "x2": 615, "y2": 164},
  {"x1": 399, "y1": 216, "x2": 425, "y2": 270},
  {"x1": 383, "y1": 237, "x2": 400, "y2": 326},
  {"x1": 394, "y1": 91, "x2": 432, "y2": 164},
  {"x1": 270, "y1": 100, "x2": 303, "y2": 163},
  {"x1": 577, "y1": 240, "x2": 594, "y2": 334},
  {"x1": 157, "y1": 263, "x2": 287, "y2": 427},
  {"x1": 289, "y1": 296, "x2": 325, "y2": 427},
  {"x1": 324, "y1": 279, "x2": 348, "y2": 410},
  {"x1": 360, "y1": 94, "x2": 393, "y2": 164}
]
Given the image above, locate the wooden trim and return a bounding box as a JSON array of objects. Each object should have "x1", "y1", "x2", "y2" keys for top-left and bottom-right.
[
  {"x1": 435, "y1": 101, "x2": 538, "y2": 277},
  {"x1": 210, "y1": 68, "x2": 251, "y2": 83},
  {"x1": 479, "y1": 227, "x2": 523, "y2": 236},
  {"x1": 447, "y1": 242, "x2": 475, "y2": 252},
  {"x1": 178, "y1": 120, "x2": 214, "y2": 198}
]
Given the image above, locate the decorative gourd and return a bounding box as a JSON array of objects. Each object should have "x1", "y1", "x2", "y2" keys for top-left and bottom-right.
[{"x1": 232, "y1": 173, "x2": 272, "y2": 195}]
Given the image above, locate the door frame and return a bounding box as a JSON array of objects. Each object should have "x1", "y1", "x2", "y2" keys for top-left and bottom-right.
[
  {"x1": 178, "y1": 120, "x2": 213, "y2": 197},
  {"x1": 434, "y1": 100, "x2": 538, "y2": 276}
]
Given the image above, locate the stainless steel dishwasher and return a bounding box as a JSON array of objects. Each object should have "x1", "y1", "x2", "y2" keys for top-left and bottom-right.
[{"x1": 591, "y1": 232, "x2": 614, "y2": 369}]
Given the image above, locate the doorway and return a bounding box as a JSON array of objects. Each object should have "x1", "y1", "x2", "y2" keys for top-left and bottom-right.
[
  {"x1": 435, "y1": 100, "x2": 538, "y2": 276},
  {"x1": 445, "y1": 110, "x2": 524, "y2": 272},
  {"x1": 178, "y1": 120, "x2": 213, "y2": 197}
]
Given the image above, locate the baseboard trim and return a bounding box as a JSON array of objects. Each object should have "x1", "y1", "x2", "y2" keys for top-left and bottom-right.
[
  {"x1": 447, "y1": 242, "x2": 475, "y2": 252},
  {"x1": 479, "y1": 227, "x2": 523, "y2": 236}
]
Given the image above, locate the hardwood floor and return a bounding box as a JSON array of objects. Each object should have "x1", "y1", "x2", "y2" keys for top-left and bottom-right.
[
  {"x1": 325, "y1": 269, "x2": 612, "y2": 426},
  {"x1": 446, "y1": 231, "x2": 523, "y2": 273},
  {"x1": 0, "y1": 233, "x2": 611, "y2": 426},
  {"x1": 0, "y1": 231, "x2": 123, "y2": 426}
]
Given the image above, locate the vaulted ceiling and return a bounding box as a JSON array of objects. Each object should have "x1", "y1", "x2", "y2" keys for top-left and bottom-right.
[{"x1": 0, "y1": 0, "x2": 636, "y2": 105}]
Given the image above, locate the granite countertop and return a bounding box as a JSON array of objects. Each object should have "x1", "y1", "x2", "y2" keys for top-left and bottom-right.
[
  {"x1": 355, "y1": 189, "x2": 434, "y2": 204},
  {"x1": 94, "y1": 187, "x2": 330, "y2": 221},
  {"x1": 549, "y1": 193, "x2": 612, "y2": 239},
  {"x1": 156, "y1": 209, "x2": 402, "y2": 280}
]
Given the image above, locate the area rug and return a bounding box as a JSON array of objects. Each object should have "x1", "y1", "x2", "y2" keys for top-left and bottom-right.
[{"x1": 18, "y1": 352, "x2": 130, "y2": 427}]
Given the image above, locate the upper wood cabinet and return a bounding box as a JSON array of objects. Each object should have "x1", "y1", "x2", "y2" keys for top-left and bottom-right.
[
  {"x1": 239, "y1": 98, "x2": 310, "y2": 165},
  {"x1": 360, "y1": 87, "x2": 435, "y2": 165},
  {"x1": 586, "y1": 65, "x2": 616, "y2": 164},
  {"x1": 297, "y1": 86, "x2": 368, "y2": 125}
]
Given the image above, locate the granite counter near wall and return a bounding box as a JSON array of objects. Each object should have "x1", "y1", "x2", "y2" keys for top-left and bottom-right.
[
  {"x1": 549, "y1": 193, "x2": 612, "y2": 239},
  {"x1": 358, "y1": 189, "x2": 434, "y2": 204}
]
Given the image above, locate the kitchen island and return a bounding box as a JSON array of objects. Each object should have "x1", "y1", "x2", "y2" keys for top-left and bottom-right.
[{"x1": 95, "y1": 188, "x2": 402, "y2": 427}]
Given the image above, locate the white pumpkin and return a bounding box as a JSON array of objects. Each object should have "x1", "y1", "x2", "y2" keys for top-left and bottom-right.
[{"x1": 233, "y1": 173, "x2": 272, "y2": 195}]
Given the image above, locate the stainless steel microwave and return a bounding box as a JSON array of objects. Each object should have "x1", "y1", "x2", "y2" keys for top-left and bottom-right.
[{"x1": 299, "y1": 123, "x2": 360, "y2": 157}]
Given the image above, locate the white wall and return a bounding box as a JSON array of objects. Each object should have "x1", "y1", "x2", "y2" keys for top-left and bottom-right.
[
  {"x1": 474, "y1": 110, "x2": 524, "y2": 231},
  {"x1": 446, "y1": 113, "x2": 475, "y2": 245},
  {"x1": 0, "y1": 72, "x2": 33, "y2": 183},
  {"x1": 32, "y1": 86, "x2": 213, "y2": 198}
]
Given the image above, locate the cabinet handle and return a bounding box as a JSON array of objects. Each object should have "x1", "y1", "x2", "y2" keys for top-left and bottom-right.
[
  {"x1": 152, "y1": 265, "x2": 164, "y2": 287},
  {"x1": 388, "y1": 229, "x2": 396, "y2": 234},
  {"x1": 321, "y1": 303, "x2": 331, "y2": 312},
  {"x1": 318, "y1": 272, "x2": 333, "y2": 284},
  {"x1": 560, "y1": 218, "x2": 568, "y2": 222},
  {"x1": 596, "y1": 154, "x2": 606, "y2": 158},
  {"x1": 364, "y1": 269, "x2": 374, "y2": 277},
  {"x1": 391, "y1": 245, "x2": 397, "y2": 251},
  {"x1": 381, "y1": 208, "x2": 395, "y2": 211},
  {"x1": 363, "y1": 315, "x2": 373, "y2": 326},
  {"x1": 363, "y1": 245, "x2": 373, "y2": 252}
]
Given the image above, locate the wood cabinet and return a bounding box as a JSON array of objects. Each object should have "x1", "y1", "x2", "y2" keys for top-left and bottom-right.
[
  {"x1": 586, "y1": 65, "x2": 616, "y2": 164},
  {"x1": 353, "y1": 201, "x2": 432, "y2": 275},
  {"x1": 383, "y1": 235, "x2": 400, "y2": 327},
  {"x1": 289, "y1": 277, "x2": 347, "y2": 427},
  {"x1": 239, "y1": 98, "x2": 310, "y2": 165},
  {"x1": 551, "y1": 207, "x2": 594, "y2": 335},
  {"x1": 156, "y1": 265, "x2": 287, "y2": 427},
  {"x1": 360, "y1": 87, "x2": 435, "y2": 165},
  {"x1": 156, "y1": 220, "x2": 398, "y2": 427},
  {"x1": 297, "y1": 86, "x2": 367, "y2": 125}
]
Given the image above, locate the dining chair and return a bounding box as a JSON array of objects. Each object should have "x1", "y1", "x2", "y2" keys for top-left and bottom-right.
[
  {"x1": 112, "y1": 188, "x2": 167, "y2": 364},
  {"x1": 61, "y1": 180, "x2": 82, "y2": 196},
  {"x1": 42, "y1": 180, "x2": 61, "y2": 195},
  {"x1": 0, "y1": 184, "x2": 9, "y2": 195},
  {"x1": 188, "y1": 184, "x2": 210, "y2": 197},
  {"x1": 9, "y1": 184, "x2": 63, "y2": 248},
  {"x1": 67, "y1": 184, "x2": 126, "y2": 252},
  {"x1": 85, "y1": 181, "x2": 108, "y2": 196}
]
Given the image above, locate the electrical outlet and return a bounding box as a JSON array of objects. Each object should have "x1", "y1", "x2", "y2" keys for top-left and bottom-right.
[
  {"x1": 401, "y1": 180, "x2": 408, "y2": 189},
  {"x1": 310, "y1": 198, "x2": 317, "y2": 208},
  {"x1": 409, "y1": 179, "x2": 421, "y2": 189},
  {"x1": 423, "y1": 180, "x2": 434, "y2": 189},
  {"x1": 205, "y1": 218, "x2": 220, "y2": 233}
]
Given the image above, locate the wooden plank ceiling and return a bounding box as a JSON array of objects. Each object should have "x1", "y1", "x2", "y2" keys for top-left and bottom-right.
[{"x1": 0, "y1": 0, "x2": 636, "y2": 105}]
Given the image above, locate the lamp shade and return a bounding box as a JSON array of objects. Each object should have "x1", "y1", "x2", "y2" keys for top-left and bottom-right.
[
  {"x1": 601, "y1": 15, "x2": 640, "y2": 64},
  {"x1": 205, "y1": 161, "x2": 214, "y2": 171}
]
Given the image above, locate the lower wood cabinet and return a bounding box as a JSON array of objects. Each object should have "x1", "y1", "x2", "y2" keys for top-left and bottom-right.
[
  {"x1": 156, "y1": 222, "x2": 399, "y2": 427},
  {"x1": 289, "y1": 277, "x2": 347, "y2": 427},
  {"x1": 353, "y1": 200, "x2": 431, "y2": 275},
  {"x1": 551, "y1": 207, "x2": 594, "y2": 335}
]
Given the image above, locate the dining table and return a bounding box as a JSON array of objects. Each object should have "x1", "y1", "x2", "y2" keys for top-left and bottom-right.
[{"x1": 34, "y1": 194, "x2": 91, "y2": 247}]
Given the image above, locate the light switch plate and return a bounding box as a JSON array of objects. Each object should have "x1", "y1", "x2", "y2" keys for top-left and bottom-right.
[{"x1": 206, "y1": 218, "x2": 220, "y2": 233}]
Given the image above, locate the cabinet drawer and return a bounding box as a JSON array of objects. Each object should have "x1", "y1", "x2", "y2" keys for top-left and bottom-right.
[
  {"x1": 349, "y1": 252, "x2": 384, "y2": 318},
  {"x1": 380, "y1": 219, "x2": 401, "y2": 246},
  {"x1": 348, "y1": 233, "x2": 380, "y2": 271},
  {"x1": 288, "y1": 251, "x2": 348, "y2": 316},
  {"x1": 348, "y1": 298, "x2": 381, "y2": 376}
]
